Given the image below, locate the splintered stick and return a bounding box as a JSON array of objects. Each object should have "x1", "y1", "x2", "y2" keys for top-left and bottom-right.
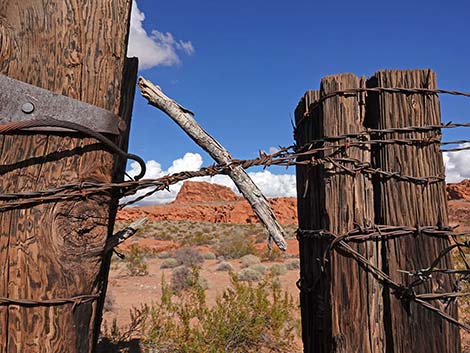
[
  {"x1": 105, "y1": 218, "x2": 148, "y2": 253},
  {"x1": 138, "y1": 77, "x2": 288, "y2": 251}
]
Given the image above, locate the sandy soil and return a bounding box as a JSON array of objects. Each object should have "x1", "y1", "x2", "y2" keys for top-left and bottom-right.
[{"x1": 103, "y1": 255, "x2": 301, "y2": 328}]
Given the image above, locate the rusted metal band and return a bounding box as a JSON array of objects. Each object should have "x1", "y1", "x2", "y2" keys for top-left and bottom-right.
[
  {"x1": 0, "y1": 74, "x2": 125, "y2": 135},
  {"x1": 0, "y1": 117, "x2": 146, "y2": 180}
]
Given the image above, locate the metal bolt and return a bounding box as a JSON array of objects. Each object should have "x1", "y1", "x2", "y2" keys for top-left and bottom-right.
[
  {"x1": 117, "y1": 118, "x2": 127, "y2": 132},
  {"x1": 21, "y1": 102, "x2": 35, "y2": 114}
]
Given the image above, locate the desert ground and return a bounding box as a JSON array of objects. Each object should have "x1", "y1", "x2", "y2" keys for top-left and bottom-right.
[{"x1": 99, "y1": 180, "x2": 470, "y2": 352}]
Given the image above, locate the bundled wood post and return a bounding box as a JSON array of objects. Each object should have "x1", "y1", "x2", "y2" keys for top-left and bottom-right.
[{"x1": 295, "y1": 69, "x2": 461, "y2": 353}]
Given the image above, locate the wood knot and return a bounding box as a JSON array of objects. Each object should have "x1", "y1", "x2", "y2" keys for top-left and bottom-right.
[{"x1": 52, "y1": 199, "x2": 109, "y2": 261}]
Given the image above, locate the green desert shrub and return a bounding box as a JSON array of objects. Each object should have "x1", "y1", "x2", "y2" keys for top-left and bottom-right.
[
  {"x1": 215, "y1": 261, "x2": 234, "y2": 272},
  {"x1": 270, "y1": 264, "x2": 288, "y2": 276},
  {"x1": 101, "y1": 272, "x2": 300, "y2": 353},
  {"x1": 202, "y1": 251, "x2": 216, "y2": 260},
  {"x1": 248, "y1": 263, "x2": 267, "y2": 275},
  {"x1": 160, "y1": 258, "x2": 180, "y2": 269},
  {"x1": 238, "y1": 268, "x2": 263, "y2": 282},
  {"x1": 125, "y1": 244, "x2": 148, "y2": 276},
  {"x1": 156, "y1": 229, "x2": 174, "y2": 241},
  {"x1": 240, "y1": 254, "x2": 261, "y2": 268},
  {"x1": 216, "y1": 233, "x2": 257, "y2": 259},
  {"x1": 171, "y1": 266, "x2": 209, "y2": 293},
  {"x1": 174, "y1": 247, "x2": 204, "y2": 268}
]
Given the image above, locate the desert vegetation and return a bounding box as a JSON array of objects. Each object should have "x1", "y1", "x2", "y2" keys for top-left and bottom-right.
[
  {"x1": 99, "y1": 220, "x2": 301, "y2": 352},
  {"x1": 449, "y1": 202, "x2": 470, "y2": 352},
  {"x1": 115, "y1": 220, "x2": 297, "y2": 253},
  {"x1": 100, "y1": 270, "x2": 300, "y2": 353}
]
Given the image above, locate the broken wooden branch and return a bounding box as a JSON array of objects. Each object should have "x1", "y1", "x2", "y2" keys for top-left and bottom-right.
[
  {"x1": 105, "y1": 218, "x2": 148, "y2": 253},
  {"x1": 138, "y1": 77, "x2": 288, "y2": 251}
]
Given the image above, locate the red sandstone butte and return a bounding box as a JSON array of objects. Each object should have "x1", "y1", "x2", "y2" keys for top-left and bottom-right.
[
  {"x1": 174, "y1": 181, "x2": 239, "y2": 203},
  {"x1": 118, "y1": 180, "x2": 469, "y2": 224},
  {"x1": 117, "y1": 181, "x2": 297, "y2": 224},
  {"x1": 447, "y1": 179, "x2": 470, "y2": 200}
]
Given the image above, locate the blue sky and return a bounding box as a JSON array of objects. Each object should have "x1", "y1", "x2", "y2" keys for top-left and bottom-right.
[{"x1": 126, "y1": 0, "x2": 470, "y2": 203}]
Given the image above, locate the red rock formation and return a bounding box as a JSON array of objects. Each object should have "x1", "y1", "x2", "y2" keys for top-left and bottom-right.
[
  {"x1": 173, "y1": 181, "x2": 239, "y2": 204},
  {"x1": 117, "y1": 181, "x2": 297, "y2": 225},
  {"x1": 118, "y1": 180, "x2": 470, "y2": 225},
  {"x1": 447, "y1": 179, "x2": 470, "y2": 200}
]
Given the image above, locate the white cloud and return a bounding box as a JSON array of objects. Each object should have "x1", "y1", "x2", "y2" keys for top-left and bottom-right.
[
  {"x1": 443, "y1": 143, "x2": 470, "y2": 183},
  {"x1": 246, "y1": 171, "x2": 296, "y2": 198},
  {"x1": 124, "y1": 153, "x2": 297, "y2": 206},
  {"x1": 127, "y1": 1, "x2": 194, "y2": 70},
  {"x1": 167, "y1": 153, "x2": 202, "y2": 174}
]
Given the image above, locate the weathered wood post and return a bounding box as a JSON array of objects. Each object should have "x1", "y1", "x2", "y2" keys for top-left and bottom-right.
[
  {"x1": 367, "y1": 69, "x2": 460, "y2": 353},
  {"x1": 295, "y1": 74, "x2": 385, "y2": 353},
  {"x1": 295, "y1": 69, "x2": 461, "y2": 353},
  {"x1": 0, "y1": 1, "x2": 136, "y2": 352}
]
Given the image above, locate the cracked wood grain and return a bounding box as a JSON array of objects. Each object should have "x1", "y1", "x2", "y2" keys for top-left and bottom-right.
[
  {"x1": 0, "y1": 1, "x2": 134, "y2": 352},
  {"x1": 368, "y1": 69, "x2": 460, "y2": 353},
  {"x1": 295, "y1": 74, "x2": 385, "y2": 353}
]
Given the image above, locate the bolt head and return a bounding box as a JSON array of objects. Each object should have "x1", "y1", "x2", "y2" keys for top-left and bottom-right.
[{"x1": 21, "y1": 102, "x2": 35, "y2": 114}]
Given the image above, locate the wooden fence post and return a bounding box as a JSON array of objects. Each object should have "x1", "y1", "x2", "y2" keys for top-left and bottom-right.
[
  {"x1": 295, "y1": 74, "x2": 385, "y2": 353},
  {"x1": 0, "y1": 1, "x2": 135, "y2": 352},
  {"x1": 296, "y1": 69, "x2": 461, "y2": 353},
  {"x1": 367, "y1": 69, "x2": 460, "y2": 353}
]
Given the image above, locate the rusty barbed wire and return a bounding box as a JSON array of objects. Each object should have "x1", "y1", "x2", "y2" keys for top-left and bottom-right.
[
  {"x1": 0, "y1": 293, "x2": 100, "y2": 311},
  {"x1": 0, "y1": 131, "x2": 468, "y2": 210},
  {"x1": 0, "y1": 152, "x2": 448, "y2": 211},
  {"x1": 443, "y1": 143, "x2": 470, "y2": 152},
  {"x1": 120, "y1": 130, "x2": 469, "y2": 205},
  {"x1": 0, "y1": 87, "x2": 469, "y2": 318},
  {"x1": 296, "y1": 225, "x2": 466, "y2": 242},
  {"x1": 296, "y1": 224, "x2": 470, "y2": 331},
  {"x1": 295, "y1": 118, "x2": 470, "y2": 139},
  {"x1": 295, "y1": 84, "x2": 470, "y2": 131},
  {"x1": 320, "y1": 86, "x2": 470, "y2": 102},
  {"x1": 296, "y1": 137, "x2": 470, "y2": 154},
  {"x1": 0, "y1": 118, "x2": 466, "y2": 211}
]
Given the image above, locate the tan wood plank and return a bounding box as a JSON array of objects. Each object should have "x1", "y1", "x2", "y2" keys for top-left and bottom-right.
[
  {"x1": 368, "y1": 69, "x2": 460, "y2": 353},
  {"x1": 295, "y1": 74, "x2": 385, "y2": 352}
]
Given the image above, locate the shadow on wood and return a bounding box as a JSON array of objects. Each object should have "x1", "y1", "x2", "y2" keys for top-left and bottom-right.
[{"x1": 96, "y1": 338, "x2": 142, "y2": 353}]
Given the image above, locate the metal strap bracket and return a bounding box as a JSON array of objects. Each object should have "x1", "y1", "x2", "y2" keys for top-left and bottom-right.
[{"x1": 0, "y1": 74, "x2": 125, "y2": 135}]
